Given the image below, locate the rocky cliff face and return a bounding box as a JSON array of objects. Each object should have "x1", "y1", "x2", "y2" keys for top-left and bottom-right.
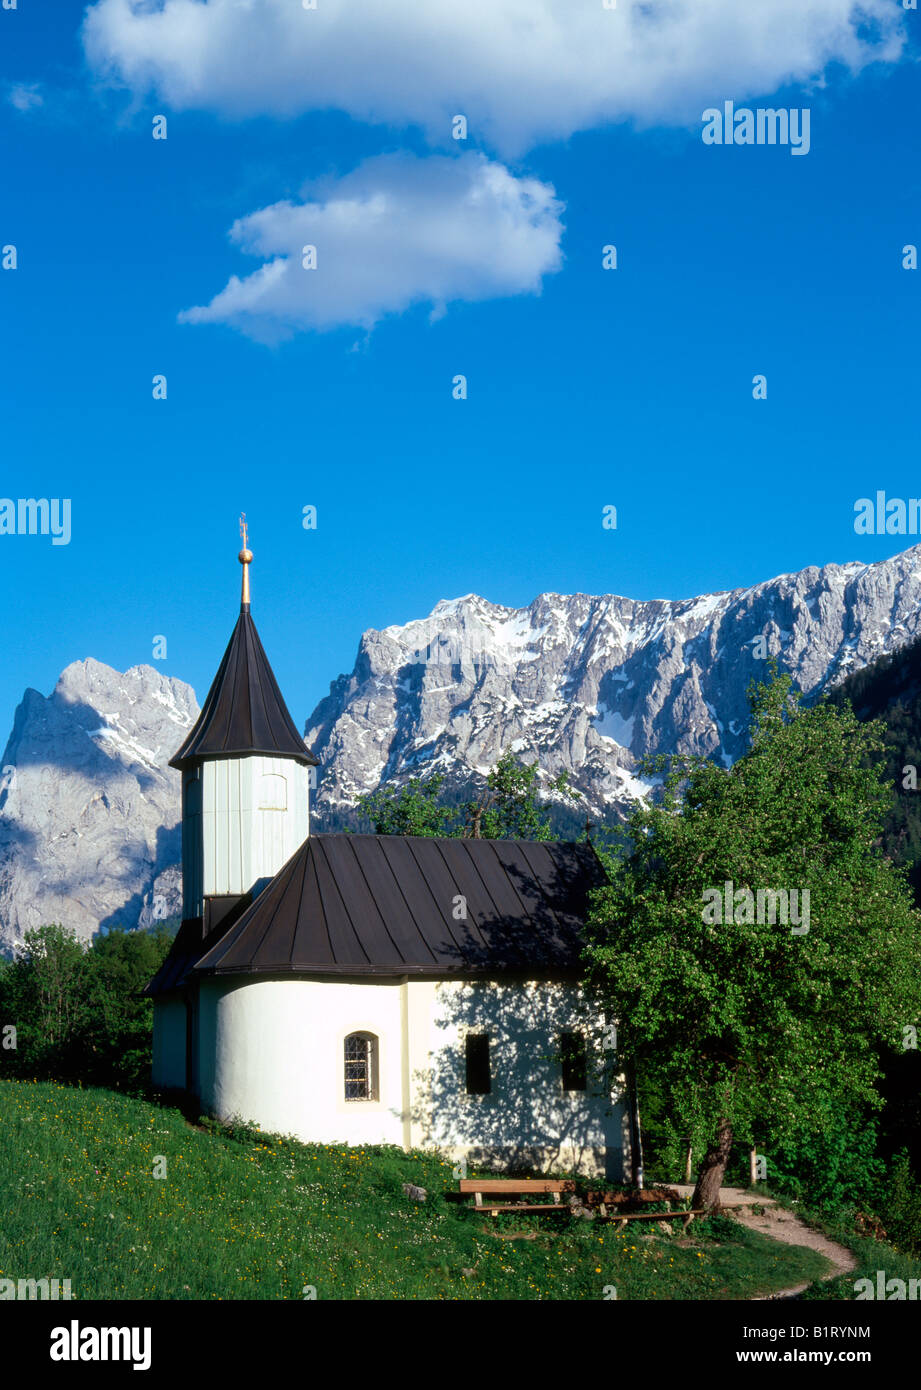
[
  {"x1": 305, "y1": 545, "x2": 921, "y2": 825},
  {"x1": 0, "y1": 660, "x2": 197, "y2": 951},
  {"x1": 4, "y1": 545, "x2": 921, "y2": 950}
]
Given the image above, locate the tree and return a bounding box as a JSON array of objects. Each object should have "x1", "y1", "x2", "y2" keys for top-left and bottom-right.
[
  {"x1": 464, "y1": 749, "x2": 577, "y2": 840},
  {"x1": 357, "y1": 749, "x2": 578, "y2": 841},
  {"x1": 583, "y1": 664, "x2": 921, "y2": 1210},
  {"x1": 77, "y1": 927, "x2": 175, "y2": 1089},
  {"x1": 0, "y1": 922, "x2": 173, "y2": 1089},
  {"x1": 357, "y1": 771, "x2": 460, "y2": 837},
  {"x1": 1, "y1": 924, "x2": 89, "y2": 1067}
]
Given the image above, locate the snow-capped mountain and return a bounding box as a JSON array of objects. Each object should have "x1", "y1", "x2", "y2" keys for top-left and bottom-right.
[
  {"x1": 3, "y1": 544, "x2": 921, "y2": 950},
  {"x1": 0, "y1": 660, "x2": 197, "y2": 950},
  {"x1": 306, "y1": 546, "x2": 921, "y2": 823}
]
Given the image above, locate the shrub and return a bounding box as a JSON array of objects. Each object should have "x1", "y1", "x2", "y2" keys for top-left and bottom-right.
[{"x1": 886, "y1": 1151, "x2": 921, "y2": 1256}]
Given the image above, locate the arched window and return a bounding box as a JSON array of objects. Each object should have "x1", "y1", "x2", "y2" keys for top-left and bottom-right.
[
  {"x1": 258, "y1": 773, "x2": 287, "y2": 810},
  {"x1": 344, "y1": 1032, "x2": 378, "y2": 1101}
]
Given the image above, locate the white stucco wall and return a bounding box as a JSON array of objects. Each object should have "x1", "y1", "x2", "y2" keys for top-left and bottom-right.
[
  {"x1": 409, "y1": 979, "x2": 627, "y2": 1178},
  {"x1": 193, "y1": 974, "x2": 627, "y2": 1177},
  {"x1": 182, "y1": 755, "x2": 310, "y2": 917},
  {"x1": 152, "y1": 997, "x2": 187, "y2": 1091},
  {"x1": 198, "y1": 976, "x2": 405, "y2": 1147}
]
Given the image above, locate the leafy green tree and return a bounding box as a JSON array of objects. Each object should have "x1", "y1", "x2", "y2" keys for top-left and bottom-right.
[
  {"x1": 584, "y1": 664, "x2": 921, "y2": 1210},
  {"x1": 0, "y1": 924, "x2": 89, "y2": 1070},
  {"x1": 77, "y1": 927, "x2": 174, "y2": 1089},
  {"x1": 886, "y1": 1151, "x2": 921, "y2": 1255},
  {"x1": 357, "y1": 749, "x2": 579, "y2": 841},
  {"x1": 825, "y1": 632, "x2": 921, "y2": 902},
  {"x1": 357, "y1": 771, "x2": 460, "y2": 836},
  {"x1": 0, "y1": 922, "x2": 173, "y2": 1090},
  {"x1": 733, "y1": 1106, "x2": 885, "y2": 1214},
  {"x1": 464, "y1": 749, "x2": 577, "y2": 840}
]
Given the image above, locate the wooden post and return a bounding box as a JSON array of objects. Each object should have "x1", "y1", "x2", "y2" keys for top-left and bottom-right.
[
  {"x1": 684, "y1": 1141, "x2": 693, "y2": 1184},
  {"x1": 749, "y1": 1146, "x2": 758, "y2": 1188}
]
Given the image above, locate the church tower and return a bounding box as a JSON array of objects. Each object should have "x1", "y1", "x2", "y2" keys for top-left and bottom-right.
[{"x1": 170, "y1": 517, "x2": 317, "y2": 931}]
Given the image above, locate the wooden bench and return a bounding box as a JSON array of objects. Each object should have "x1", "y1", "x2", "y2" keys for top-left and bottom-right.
[
  {"x1": 459, "y1": 1178, "x2": 576, "y2": 1215},
  {"x1": 583, "y1": 1184, "x2": 700, "y2": 1228},
  {"x1": 604, "y1": 1208, "x2": 704, "y2": 1231}
]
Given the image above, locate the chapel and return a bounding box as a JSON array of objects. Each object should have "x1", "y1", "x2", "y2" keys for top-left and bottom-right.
[{"x1": 146, "y1": 524, "x2": 631, "y2": 1177}]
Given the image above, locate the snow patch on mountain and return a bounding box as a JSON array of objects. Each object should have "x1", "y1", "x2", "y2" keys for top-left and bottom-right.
[
  {"x1": 305, "y1": 546, "x2": 921, "y2": 824},
  {"x1": 0, "y1": 660, "x2": 197, "y2": 951}
]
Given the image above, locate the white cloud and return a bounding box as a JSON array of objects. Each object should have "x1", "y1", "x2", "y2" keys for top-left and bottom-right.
[
  {"x1": 178, "y1": 153, "x2": 564, "y2": 339},
  {"x1": 83, "y1": 0, "x2": 906, "y2": 153},
  {"x1": 8, "y1": 83, "x2": 44, "y2": 113}
]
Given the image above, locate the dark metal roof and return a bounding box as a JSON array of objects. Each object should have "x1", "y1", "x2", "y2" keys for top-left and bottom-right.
[
  {"x1": 143, "y1": 895, "x2": 255, "y2": 997},
  {"x1": 144, "y1": 917, "x2": 205, "y2": 996},
  {"x1": 170, "y1": 604, "x2": 317, "y2": 770},
  {"x1": 186, "y1": 834, "x2": 608, "y2": 980}
]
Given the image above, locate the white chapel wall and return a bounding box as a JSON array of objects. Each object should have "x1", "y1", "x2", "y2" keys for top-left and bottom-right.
[
  {"x1": 197, "y1": 976, "x2": 405, "y2": 1147},
  {"x1": 195, "y1": 974, "x2": 627, "y2": 1177},
  {"x1": 407, "y1": 979, "x2": 627, "y2": 1178}
]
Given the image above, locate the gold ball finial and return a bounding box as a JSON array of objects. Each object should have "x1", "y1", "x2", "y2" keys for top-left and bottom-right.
[{"x1": 238, "y1": 513, "x2": 252, "y2": 605}]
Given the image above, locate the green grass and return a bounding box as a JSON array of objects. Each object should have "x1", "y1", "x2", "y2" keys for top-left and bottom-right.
[
  {"x1": 1, "y1": 1079, "x2": 833, "y2": 1300},
  {"x1": 791, "y1": 1206, "x2": 921, "y2": 1300}
]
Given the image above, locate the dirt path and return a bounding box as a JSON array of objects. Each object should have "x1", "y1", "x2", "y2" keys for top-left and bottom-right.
[{"x1": 670, "y1": 1185, "x2": 857, "y2": 1299}]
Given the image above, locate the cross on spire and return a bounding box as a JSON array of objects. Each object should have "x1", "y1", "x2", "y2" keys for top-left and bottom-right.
[{"x1": 238, "y1": 512, "x2": 253, "y2": 608}]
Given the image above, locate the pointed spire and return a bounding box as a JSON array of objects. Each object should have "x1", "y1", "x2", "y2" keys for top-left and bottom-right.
[
  {"x1": 239, "y1": 513, "x2": 252, "y2": 609},
  {"x1": 169, "y1": 516, "x2": 318, "y2": 771}
]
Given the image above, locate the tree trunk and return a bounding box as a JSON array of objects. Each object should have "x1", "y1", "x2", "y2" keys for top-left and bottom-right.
[
  {"x1": 749, "y1": 1146, "x2": 758, "y2": 1189},
  {"x1": 630, "y1": 1074, "x2": 645, "y2": 1190},
  {"x1": 691, "y1": 1117, "x2": 733, "y2": 1211},
  {"x1": 684, "y1": 1141, "x2": 693, "y2": 1185}
]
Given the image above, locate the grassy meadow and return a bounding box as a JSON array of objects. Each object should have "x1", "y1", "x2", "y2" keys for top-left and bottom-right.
[{"x1": 0, "y1": 1078, "x2": 846, "y2": 1301}]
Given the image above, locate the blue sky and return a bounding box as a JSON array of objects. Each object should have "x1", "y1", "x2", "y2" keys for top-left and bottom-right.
[{"x1": 1, "y1": 0, "x2": 920, "y2": 739}]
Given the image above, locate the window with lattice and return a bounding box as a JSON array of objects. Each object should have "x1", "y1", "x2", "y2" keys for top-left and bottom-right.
[{"x1": 344, "y1": 1032, "x2": 378, "y2": 1101}]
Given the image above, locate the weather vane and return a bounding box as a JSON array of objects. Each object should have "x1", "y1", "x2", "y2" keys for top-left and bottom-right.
[{"x1": 238, "y1": 513, "x2": 253, "y2": 607}]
